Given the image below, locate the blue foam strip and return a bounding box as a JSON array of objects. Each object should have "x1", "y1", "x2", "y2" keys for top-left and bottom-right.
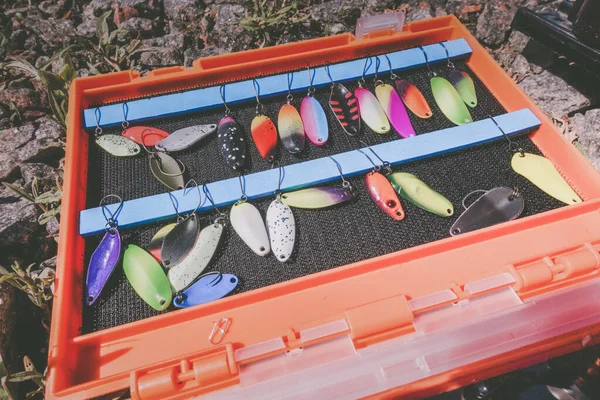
[
  {"x1": 83, "y1": 39, "x2": 472, "y2": 129},
  {"x1": 79, "y1": 109, "x2": 540, "y2": 236}
]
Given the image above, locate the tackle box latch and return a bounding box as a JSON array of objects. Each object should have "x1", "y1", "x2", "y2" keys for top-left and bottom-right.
[
  {"x1": 129, "y1": 344, "x2": 238, "y2": 400},
  {"x1": 511, "y1": 242, "x2": 600, "y2": 295},
  {"x1": 345, "y1": 294, "x2": 415, "y2": 348}
]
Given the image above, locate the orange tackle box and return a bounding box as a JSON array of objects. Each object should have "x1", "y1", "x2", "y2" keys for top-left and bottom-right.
[{"x1": 48, "y1": 15, "x2": 600, "y2": 400}]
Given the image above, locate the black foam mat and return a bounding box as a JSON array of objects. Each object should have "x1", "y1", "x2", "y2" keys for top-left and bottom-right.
[{"x1": 82, "y1": 61, "x2": 565, "y2": 333}]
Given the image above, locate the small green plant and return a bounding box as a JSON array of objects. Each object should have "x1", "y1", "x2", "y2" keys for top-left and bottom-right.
[
  {"x1": 74, "y1": 10, "x2": 142, "y2": 73},
  {"x1": 1, "y1": 356, "x2": 46, "y2": 399},
  {"x1": 240, "y1": 0, "x2": 310, "y2": 47},
  {"x1": 0, "y1": 261, "x2": 54, "y2": 333},
  {"x1": 2, "y1": 49, "x2": 76, "y2": 128},
  {"x1": 2, "y1": 176, "x2": 62, "y2": 226}
]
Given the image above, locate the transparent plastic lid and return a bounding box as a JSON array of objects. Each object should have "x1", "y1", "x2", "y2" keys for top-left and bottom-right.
[{"x1": 355, "y1": 12, "x2": 406, "y2": 39}]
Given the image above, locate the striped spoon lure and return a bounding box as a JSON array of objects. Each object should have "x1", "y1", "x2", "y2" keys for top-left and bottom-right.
[
  {"x1": 325, "y1": 66, "x2": 360, "y2": 136},
  {"x1": 440, "y1": 42, "x2": 477, "y2": 108}
]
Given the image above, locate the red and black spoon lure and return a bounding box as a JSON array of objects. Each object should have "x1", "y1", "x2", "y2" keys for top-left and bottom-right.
[
  {"x1": 218, "y1": 85, "x2": 247, "y2": 171},
  {"x1": 325, "y1": 66, "x2": 361, "y2": 136},
  {"x1": 250, "y1": 79, "x2": 278, "y2": 162}
]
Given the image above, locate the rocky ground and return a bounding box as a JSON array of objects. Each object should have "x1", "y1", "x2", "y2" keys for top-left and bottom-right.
[{"x1": 0, "y1": 0, "x2": 599, "y2": 395}]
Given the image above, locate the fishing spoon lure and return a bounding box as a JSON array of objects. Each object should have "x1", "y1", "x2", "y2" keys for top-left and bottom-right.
[
  {"x1": 173, "y1": 272, "x2": 239, "y2": 309},
  {"x1": 120, "y1": 103, "x2": 169, "y2": 147},
  {"x1": 155, "y1": 123, "x2": 217, "y2": 153},
  {"x1": 218, "y1": 85, "x2": 247, "y2": 171},
  {"x1": 374, "y1": 56, "x2": 415, "y2": 138},
  {"x1": 450, "y1": 187, "x2": 524, "y2": 236},
  {"x1": 251, "y1": 79, "x2": 278, "y2": 162},
  {"x1": 123, "y1": 244, "x2": 172, "y2": 311},
  {"x1": 85, "y1": 195, "x2": 123, "y2": 306},
  {"x1": 325, "y1": 66, "x2": 360, "y2": 136},
  {"x1": 281, "y1": 156, "x2": 356, "y2": 209},
  {"x1": 389, "y1": 172, "x2": 454, "y2": 217},
  {"x1": 358, "y1": 144, "x2": 404, "y2": 220},
  {"x1": 492, "y1": 117, "x2": 582, "y2": 205},
  {"x1": 420, "y1": 46, "x2": 472, "y2": 126},
  {"x1": 160, "y1": 181, "x2": 203, "y2": 268},
  {"x1": 440, "y1": 42, "x2": 477, "y2": 108},
  {"x1": 230, "y1": 174, "x2": 271, "y2": 256},
  {"x1": 144, "y1": 139, "x2": 186, "y2": 191},
  {"x1": 300, "y1": 64, "x2": 329, "y2": 146},
  {"x1": 93, "y1": 108, "x2": 141, "y2": 157},
  {"x1": 266, "y1": 163, "x2": 296, "y2": 262},
  {"x1": 354, "y1": 58, "x2": 390, "y2": 135},
  {"x1": 277, "y1": 72, "x2": 306, "y2": 154}
]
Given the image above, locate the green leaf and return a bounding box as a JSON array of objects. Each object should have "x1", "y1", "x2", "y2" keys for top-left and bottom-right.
[
  {"x1": 1, "y1": 182, "x2": 35, "y2": 203},
  {"x1": 58, "y1": 52, "x2": 76, "y2": 84},
  {"x1": 0, "y1": 265, "x2": 9, "y2": 275},
  {"x1": 38, "y1": 208, "x2": 60, "y2": 225},
  {"x1": 96, "y1": 11, "x2": 113, "y2": 46},
  {"x1": 48, "y1": 91, "x2": 67, "y2": 128},
  {"x1": 5, "y1": 371, "x2": 42, "y2": 383},
  {"x1": 0, "y1": 274, "x2": 16, "y2": 285},
  {"x1": 5, "y1": 59, "x2": 40, "y2": 81},
  {"x1": 38, "y1": 70, "x2": 65, "y2": 91}
]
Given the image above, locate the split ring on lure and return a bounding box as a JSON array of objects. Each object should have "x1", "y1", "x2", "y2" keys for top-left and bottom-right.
[
  {"x1": 148, "y1": 152, "x2": 186, "y2": 191},
  {"x1": 389, "y1": 172, "x2": 454, "y2": 217},
  {"x1": 251, "y1": 79, "x2": 278, "y2": 161},
  {"x1": 173, "y1": 272, "x2": 239, "y2": 308},
  {"x1": 218, "y1": 85, "x2": 247, "y2": 170},
  {"x1": 119, "y1": 104, "x2": 170, "y2": 146},
  {"x1": 85, "y1": 195, "x2": 123, "y2": 305},
  {"x1": 355, "y1": 58, "x2": 390, "y2": 134},
  {"x1": 155, "y1": 124, "x2": 217, "y2": 153},
  {"x1": 300, "y1": 64, "x2": 329, "y2": 146},
  {"x1": 418, "y1": 46, "x2": 472, "y2": 126},
  {"x1": 358, "y1": 147, "x2": 404, "y2": 220},
  {"x1": 373, "y1": 57, "x2": 415, "y2": 138},
  {"x1": 93, "y1": 108, "x2": 141, "y2": 157},
  {"x1": 450, "y1": 186, "x2": 524, "y2": 236},
  {"x1": 490, "y1": 117, "x2": 582, "y2": 205},
  {"x1": 278, "y1": 72, "x2": 306, "y2": 153},
  {"x1": 266, "y1": 164, "x2": 295, "y2": 262},
  {"x1": 123, "y1": 244, "x2": 172, "y2": 311},
  {"x1": 325, "y1": 66, "x2": 361, "y2": 136},
  {"x1": 440, "y1": 42, "x2": 478, "y2": 108},
  {"x1": 230, "y1": 175, "x2": 271, "y2": 256}
]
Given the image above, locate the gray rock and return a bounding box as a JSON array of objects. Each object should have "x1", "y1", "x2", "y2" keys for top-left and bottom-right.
[
  {"x1": 518, "y1": 70, "x2": 591, "y2": 116},
  {"x1": 406, "y1": 1, "x2": 434, "y2": 22},
  {"x1": 138, "y1": 47, "x2": 183, "y2": 67},
  {"x1": 119, "y1": 17, "x2": 155, "y2": 36},
  {"x1": 329, "y1": 23, "x2": 349, "y2": 35},
  {"x1": 211, "y1": 4, "x2": 253, "y2": 52},
  {"x1": 183, "y1": 46, "x2": 222, "y2": 67},
  {"x1": 120, "y1": 0, "x2": 163, "y2": 18},
  {"x1": 76, "y1": 18, "x2": 98, "y2": 39},
  {"x1": 0, "y1": 187, "x2": 39, "y2": 247},
  {"x1": 40, "y1": 256, "x2": 57, "y2": 269},
  {"x1": 510, "y1": 54, "x2": 530, "y2": 77},
  {"x1": 143, "y1": 32, "x2": 186, "y2": 49},
  {"x1": 38, "y1": 0, "x2": 72, "y2": 18},
  {"x1": 508, "y1": 30, "x2": 530, "y2": 53},
  {"x1": 362, "y1": 0, "x2": 396, "y2": 17},
  {"x1": 312, "y1": 0, "x2": 362, "y2": 27},
  {"x1": 446, "y1": 0, "x2": 484, "y2": 25},
  {"x1": 19, "y1": 163, "x2": 58, "y2": 191},
  {"x1": 83, "y1": 0, "x2": 113, "y2": 18},
  {"x1": 22, "y1": 17, "x2": 76, "y2": 51},
  {"x1": 0, "y1": 117, "x2": 64, "y2": 181},
  {"x1": 476, "y1": 0, "x2": 522, "y2": 48},
  {"x1": 163, "y1": 0, "x2": 201, "y2": 21},
  {"x1": 0, "y1": 87, "x2": 48, "y2": 111},
  {"x1": 45, "y1": 216, "x2": 60, "y2": 240},
  {"x1": 570, "y1": 109, "x2": 600, "y2": 171}
]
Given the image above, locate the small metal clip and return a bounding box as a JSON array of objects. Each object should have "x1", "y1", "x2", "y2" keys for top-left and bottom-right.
[{"x1": 209, "y1": 317, "x2": 231, "y2": 345}]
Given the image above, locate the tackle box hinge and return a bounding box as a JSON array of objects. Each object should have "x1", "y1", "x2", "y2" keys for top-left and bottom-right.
[
  {"x1": 345, "y1": 294, "x2": 415, "y2": 349},
  {"x1": 130, "y1": 343, "x2": 238, "y2": 400},
  {"x1": 511, "y1": 242, "x2": 600, "y2": 294}
]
